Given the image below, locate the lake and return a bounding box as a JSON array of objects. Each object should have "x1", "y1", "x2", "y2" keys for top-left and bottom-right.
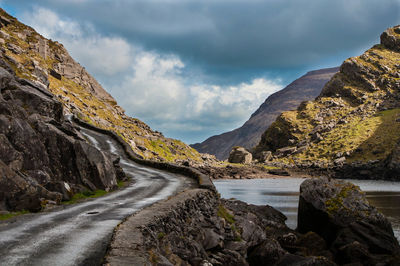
[{"x1": 213, "y1": 178, "x2": 400, "y2": 242}]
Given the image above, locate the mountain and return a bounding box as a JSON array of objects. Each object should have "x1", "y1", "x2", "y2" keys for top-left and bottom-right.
[
  {"x1": 192, "y1": 67, "x2": 339, "y2": 160},
  {"x1": 254, "y1": 25, "x2": 400, "y2": 180},
  {"x1": 0, "y1": 9, "x2": 201, "y2": 163}
]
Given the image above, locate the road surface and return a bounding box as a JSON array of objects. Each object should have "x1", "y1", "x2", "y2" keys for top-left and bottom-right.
[{"x1": 0, "y1": 126, "x2": 193, "y2": 266}]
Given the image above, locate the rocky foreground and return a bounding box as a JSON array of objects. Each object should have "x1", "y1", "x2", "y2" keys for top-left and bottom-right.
[{"x1": 106, "y1": 177, "x2": 400, "y2": 266}]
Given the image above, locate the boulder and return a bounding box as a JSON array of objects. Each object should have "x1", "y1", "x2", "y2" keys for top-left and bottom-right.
[
  {"x1": 228, "y1": 146, "x2": 252, "y2": 164},
  {"x1": 0, "y1": 160, "x2": 62, "y2": 212},
  {"x1": 298, "y1": 177, "x2": 400, "y2": 263},
  {"x1": 259, "y1": 151, "x2": 272, "y2": 162},
  {"x1": 247, "y1": 238, "x2": 287, "y2": 265},
  {"x1": 0, "y1": 65, "x2": 121, "y2": 211},
  {"x1": 381, "y1": 25, "x2": 400, "y2": 52}
]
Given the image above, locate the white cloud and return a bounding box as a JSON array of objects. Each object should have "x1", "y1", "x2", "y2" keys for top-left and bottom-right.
[
  {"x1": 64, "y1": 36, "x2": 132, "y2": 76},
  {"x1": 21, "y1": 7, "x2": 132, "y2": 76},
  {"x1": 114, "y1": 52, "x2": 281, "y2": 133},
  {"x1": 20, "y1": 7, "x2": 282, "y2": 143}
]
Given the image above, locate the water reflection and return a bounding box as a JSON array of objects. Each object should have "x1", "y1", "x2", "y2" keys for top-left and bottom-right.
[{"x1": 213, "y1": 178, "x2": 400, "y2": 242}]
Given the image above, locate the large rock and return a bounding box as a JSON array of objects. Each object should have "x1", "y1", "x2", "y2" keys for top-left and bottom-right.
[
  {"x1": 0, "y1": 64, "x2": 120, "y2": 211},
  {"x1": 298, "y1": 177, "x2": 400, "y2": 263},
  {"x1": 247, "y1": 238, "x2": 287, "y2": 265},
  {"x1": 0, "y1": 160, "x2": 62, "y2": 212},
  {"x1": 381, "y1": 25, "x2": 400, "y2": 52},
  {"x1": 228, "y1": 146, "x2": 252, "y2": 164}
]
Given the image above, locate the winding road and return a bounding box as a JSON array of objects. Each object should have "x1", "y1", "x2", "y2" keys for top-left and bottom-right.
[{"x1": 0, "y1": 125, "x2": 194, "y2": 266}]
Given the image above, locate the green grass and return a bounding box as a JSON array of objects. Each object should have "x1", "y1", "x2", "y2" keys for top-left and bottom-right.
[
  {"x1": 117, "y1": 180, "x2": 125, "y2": 188},
  {"x1": 217, "y1": 204, "x2": 235, "y2": 224},
  {"x1": 63, "y1": 189, "x2": 107, "y2": 204},
  {"x1": 157, "y1": 232, "x2": 166, "y2": 239},
  {"x1": 257, "y1": 39, "x2": 400, "y2": 166},
  {"x1": 0, "y1": 210, "x2": 29, "y2": 221}
]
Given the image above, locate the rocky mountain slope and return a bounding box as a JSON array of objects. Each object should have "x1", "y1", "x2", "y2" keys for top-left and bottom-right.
[
  {"x1": 0, "y1": 8, "x2": 201, "y2": 163},
  {"x1": 192, "y1": 67, "x2": 339, "y2": 160},
  {"x1": 0, "y1": 61, "x2": 123, "y2": 212},
  {"x1": 255, "y1": 25, "x2": 400, "y2": 180}
]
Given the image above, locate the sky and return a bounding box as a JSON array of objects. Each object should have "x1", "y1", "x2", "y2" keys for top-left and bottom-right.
[{"x1": 1, "y1": 0, "x2": 399, "y2": 144}]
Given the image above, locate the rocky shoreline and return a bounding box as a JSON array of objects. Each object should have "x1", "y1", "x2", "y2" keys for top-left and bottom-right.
[{"x1": 105, "y1": 177, "x2": 399, "y2": 266}]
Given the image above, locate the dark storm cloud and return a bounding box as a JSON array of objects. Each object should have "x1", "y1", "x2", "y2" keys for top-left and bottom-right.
[{"x1": 5, "y1": 0, "x2": 400, "y2": 73}]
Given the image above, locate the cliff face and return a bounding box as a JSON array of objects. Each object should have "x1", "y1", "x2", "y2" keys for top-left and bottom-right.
[
  {"x1": 255, "y1": 26, "x2": 400, "y2": 179},
  {"x1": 192, "y1": 67, "x2": 338, "y2": 160},
  {"x1": 0, "y1": 9, "x2": 201, "y2": 163},
  {"x1": 0, "y1": 60, "x2": 124, "y2": 212}
]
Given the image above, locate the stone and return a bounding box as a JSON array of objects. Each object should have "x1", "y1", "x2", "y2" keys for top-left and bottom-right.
[
  {"x1": 335, "y1": 241, "x2": 375, "y2": 265},
  {"x1": 201, "y1": 228, "x2": 223, "y2": 250},
  {"x1": 259, "y1": 151, "x2": 272, "y2": 162},
  {"x1": 334, "y1": 157, "x2": 346, "y2": 165},
  {"x1": 0, "y1": 16, "x2": 11, "y2": 27},
  {"x1": 247, "y1": 238, "x2": 287, "y2": 265},
  {"x1": 275, "y1": 146, "x2": 297, "y2": 157},
  {"x1": 7, "y1": 43, "x2": 22, "y2": 54},
  {"x1": 381, "y1": 26, "x2": 400, "y2": 52},
  {"x1": 228, "y1": 146, "x2": 252, "y2": 164},
  {"x1": 310, "y1": 132, "x2": 323, "y2": 142},
  {"x1": 298, "y1": 177, "x2": 400, "y2": 262},
  {"x1": 49, "y1": 69, "x2": 62, "y2": 80}
]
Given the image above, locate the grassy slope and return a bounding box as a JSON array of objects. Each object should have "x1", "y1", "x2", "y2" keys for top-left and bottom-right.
[
  {"x1": 255, "y1": 27, "x2": 400, "y2": 166},
  {"x1": 0, "y1": 9, "x2": 201, "y2": 163}
]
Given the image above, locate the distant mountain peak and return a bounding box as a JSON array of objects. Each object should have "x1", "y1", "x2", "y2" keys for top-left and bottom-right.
[{"x1": 192, "y1": 67, "x2": 339, "y2": 160}]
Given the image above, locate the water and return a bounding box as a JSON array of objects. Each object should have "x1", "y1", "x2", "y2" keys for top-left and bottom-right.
[{"x1": 213, "y1": 178, "x2": 400, "y2": 242}]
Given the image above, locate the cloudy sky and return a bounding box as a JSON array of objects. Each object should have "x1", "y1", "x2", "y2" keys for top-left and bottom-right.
[{"x1": 1, "y1": 1, "x2": 399, "y2": 144}]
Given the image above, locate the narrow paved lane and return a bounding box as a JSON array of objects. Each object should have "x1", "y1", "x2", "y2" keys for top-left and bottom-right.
[{"x1": 0, "y1": 126, "x2": 194, "y2": 266}]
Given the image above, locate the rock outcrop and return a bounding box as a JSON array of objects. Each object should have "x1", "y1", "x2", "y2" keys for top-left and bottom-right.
[
  {"x1": 192, "y1": 67, "x2": 338, "y2": 160},
  {"x1": 298, "y1": 177, "x2": 400, "y2": 265},
  {"x1": 106, "y1": 189, "x2": 340, "y2": 266},
  {"x1": 255, "y1": 25, "x2": 400, "y2": 180},
  {"x1": 0, "y1": 60, "x2": 121, "y2": 212},
  {"x1": 228, "y1": 146, "x2": 252, "y2": 164},
  {"x1": 106, "y1": 178, "x2": 399, "y2": 265},
  {"x1": 0, "y1": 8, "x2": 201, "y2": 163}
]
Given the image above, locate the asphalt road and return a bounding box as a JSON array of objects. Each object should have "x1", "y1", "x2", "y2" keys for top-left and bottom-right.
[{"x1": 0, "y1": 126, "x2": 193, "y2": 266}]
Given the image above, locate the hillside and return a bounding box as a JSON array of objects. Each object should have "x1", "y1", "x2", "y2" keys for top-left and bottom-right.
[
  {"x1": 255, "y1": 25, "x2": 400, "y2": 179},
  {"x1": 192, "y1": 67, "x2": 338, "y2": 160},
  {"x1": 0, "y1": 9, "x2": 201, "y2": 163}
]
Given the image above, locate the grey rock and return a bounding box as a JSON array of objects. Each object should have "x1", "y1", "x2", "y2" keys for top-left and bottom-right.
[
  {"x1": 202, "y1": 228, "x2": 224, "y2": 250},
  {"x1": 381, "y1": 25, "x2": 400, "y2": 52},
  {"x1": 247, "y1": 238, "x2": 287, "y2": 265},
  {"x1": 259, "y1": 151, "x2": 272, "y2": 162},
  {"x1": 298, "y1": 177, "x2": 399, "y2": 261},
  {"x1": 333, "y1": 157, "x2": 346, "y2": 165},
  {"x1": 275, "y1": 146, "x2": 297, "y2": 157},
  {"x1": 228, "y1": 146, "x2": 252, "y2": 164},
  {"x1": 0, "y1": 65, "x2": 121, "y2": 211}
]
